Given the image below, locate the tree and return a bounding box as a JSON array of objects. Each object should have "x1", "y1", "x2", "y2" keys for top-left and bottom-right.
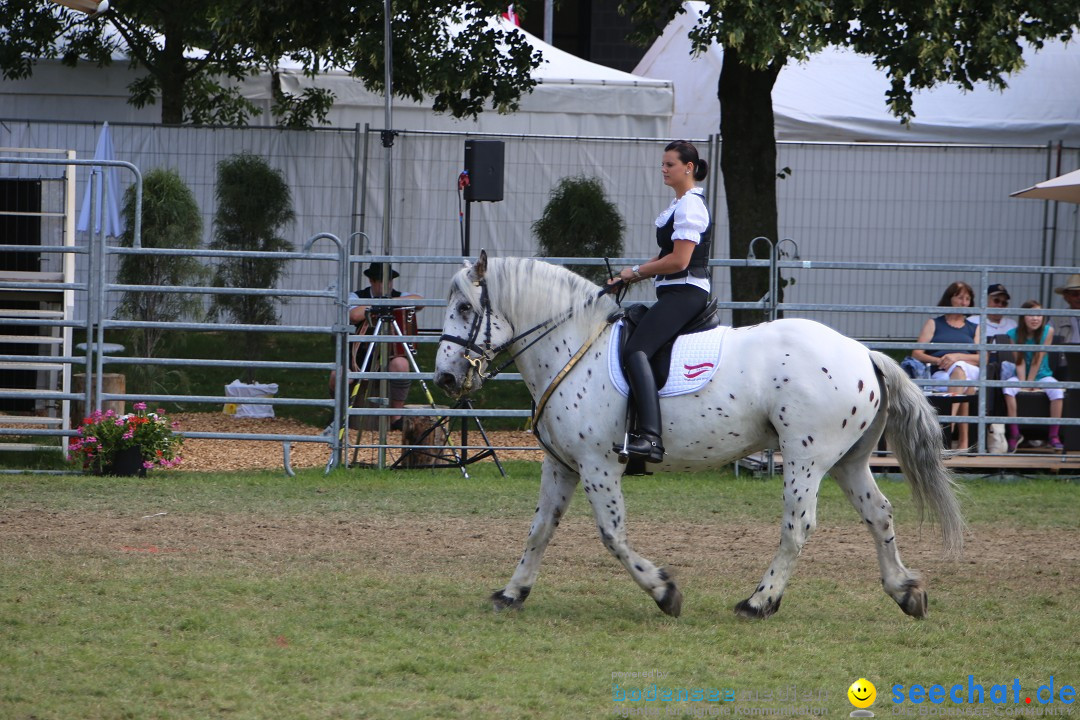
[
  {"x1": 533, "y1": 176, "x2": 626, "y2": 284},
  {"x1": 621, "y1": 0, "x2": 1079, "y2": 326},
  {"x1": 0, "y1": 0, "x2": 541, "y2": 126},
  {"x1": 207, "y1": 153, "x2": 294, "y2": 376},
  {"x1": 115, "y1": 168, "x2": 209, "y2": 394}
]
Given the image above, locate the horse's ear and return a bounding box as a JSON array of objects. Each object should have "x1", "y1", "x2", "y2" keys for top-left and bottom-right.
[{"x1": 475, "y1": 249, "x2": 488, "y2": 280}]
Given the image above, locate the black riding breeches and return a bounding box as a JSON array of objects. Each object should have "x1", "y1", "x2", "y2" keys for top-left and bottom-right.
[{"x1": 623, "y1": 284, "x2": 710, "y2": 361}]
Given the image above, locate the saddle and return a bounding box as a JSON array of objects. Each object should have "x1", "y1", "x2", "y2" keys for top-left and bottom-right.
[{"x1": 609, "y1": 298, "x2": 720, "y2": 387}]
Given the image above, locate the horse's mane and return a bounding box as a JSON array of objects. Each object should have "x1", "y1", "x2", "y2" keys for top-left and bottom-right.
[{"x1": 451, "y1": 257, "x2": 616, "y2": 338}]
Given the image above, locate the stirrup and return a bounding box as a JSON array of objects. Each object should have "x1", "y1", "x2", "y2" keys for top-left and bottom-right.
[
  {"x1": 613, "y1": 432, "x2": 631, "y2": 464},
  {"x1": 623, "y1": 432, "x2": 664, "y2": 463}
]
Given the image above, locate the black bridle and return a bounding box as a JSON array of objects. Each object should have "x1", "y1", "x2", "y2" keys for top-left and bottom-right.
[
  {"x1": 439, "y1": 278, "x2": 502, "y2": 391},
  {"x1": 440, "y1": 276, "x2": 622, "y2": 392}
]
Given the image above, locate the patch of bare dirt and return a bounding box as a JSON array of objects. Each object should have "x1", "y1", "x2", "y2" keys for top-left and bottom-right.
[{"x1": 3, "y1": 508, "x2": 1076, "y2": 595}]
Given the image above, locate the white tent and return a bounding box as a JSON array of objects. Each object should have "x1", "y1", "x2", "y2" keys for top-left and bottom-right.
[
  {"x1": 634, "y1": 1, "x2": 1080, "y2": 144},
  {"x1": 241, "y1": 18, "x2": 673, "y2": 137},
  {"x1": 0, "y1": 18, "x2": 672, "y2": 137}
]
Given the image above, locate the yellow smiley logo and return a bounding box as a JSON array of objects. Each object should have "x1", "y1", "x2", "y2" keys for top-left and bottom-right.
[{"x1": 848, "y1": 678, "x2": 877, "y2": 709}]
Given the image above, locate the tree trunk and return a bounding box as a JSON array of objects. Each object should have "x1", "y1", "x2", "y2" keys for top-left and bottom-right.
[
  {"x1": 719, "y1": 49, "x2": 782, "y2": 327},
  {"x1": 159, "y1": 21, "x2": 186, "y2": 125}
]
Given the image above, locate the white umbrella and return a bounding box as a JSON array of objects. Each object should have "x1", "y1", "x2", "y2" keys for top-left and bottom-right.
[
  {"x1": 77, "y1": 121, "x2": 125, "y2": 237},
  {"x1": 50, "y1": 0, "x2": 110, "y2": 16},
  {"x1": 1010, "y1": 168, "x2": 1080, "y2": 204}
]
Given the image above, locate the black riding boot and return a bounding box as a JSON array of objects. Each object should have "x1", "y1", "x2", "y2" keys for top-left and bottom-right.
[{"x1": 620, "y1": 351, "x2": 664, "y2": 463}]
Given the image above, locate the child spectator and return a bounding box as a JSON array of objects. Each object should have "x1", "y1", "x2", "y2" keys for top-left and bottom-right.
[{"x1": 1003, "y1": 300, "x2": 1064, "y2": 451}]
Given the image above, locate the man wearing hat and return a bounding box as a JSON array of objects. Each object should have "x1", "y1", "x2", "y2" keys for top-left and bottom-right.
[
  {"x1": 329, "y1": 263, "x2": 422, "y2": 430},
  {"x1": 347, "y1": 262, "x2": 419, "y2": 326},
  {"x1": 1053, "y1": 274, "x2": 1080, "y2": 345},
  {"x1": 966, "y1": 283, "x2": 1017, "y2": 339}
]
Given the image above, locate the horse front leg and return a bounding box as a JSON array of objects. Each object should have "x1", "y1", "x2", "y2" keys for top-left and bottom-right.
[
  {"x1": 492, "y1": 456, "x2": 579, "y2": 612},
  {"x1": 831, "y1": 460, "x2": 928, "y2": 619},
  {"x1": 735, "y1": 457, "x2": 824, "y2": 620},
  {"x1": 582, "y1": 464, "x2": 682, "y2": 617}
]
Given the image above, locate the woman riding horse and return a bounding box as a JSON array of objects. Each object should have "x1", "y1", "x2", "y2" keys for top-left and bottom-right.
[{"x1": 607, "y1": 140, "x2": 712, "y2": 464}]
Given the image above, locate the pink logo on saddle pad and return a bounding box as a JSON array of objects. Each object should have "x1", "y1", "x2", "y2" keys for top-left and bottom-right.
[{"x1": 684, "y1": 362, "x2": 715, "y2": 380}]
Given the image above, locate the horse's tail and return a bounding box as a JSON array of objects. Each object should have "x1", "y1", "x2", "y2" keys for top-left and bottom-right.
[{"x1": 871, "y1": 351, "x2": 966, "y2": 557}]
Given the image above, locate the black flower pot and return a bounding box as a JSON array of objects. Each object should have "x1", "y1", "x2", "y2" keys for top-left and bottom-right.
[{"x1": 98, "y1": 445, "x2": 147, "y2": 477}]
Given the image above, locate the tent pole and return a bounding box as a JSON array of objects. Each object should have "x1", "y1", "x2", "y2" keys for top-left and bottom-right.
[{"x1": 377, "y1": 0, "x2": 395, "y2": 469}]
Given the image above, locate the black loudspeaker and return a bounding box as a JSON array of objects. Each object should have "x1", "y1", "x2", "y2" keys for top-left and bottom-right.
[{"x1": 464, "y1": 140, "x2": 504, "y2": 202}]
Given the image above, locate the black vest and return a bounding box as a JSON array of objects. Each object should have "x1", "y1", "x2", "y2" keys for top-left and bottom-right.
[{"x1": 655, "y1": 195, "x2": 712, "y2": 280}]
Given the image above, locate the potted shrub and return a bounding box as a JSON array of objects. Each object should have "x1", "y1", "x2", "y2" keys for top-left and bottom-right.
[
  {"x1": 115, "y1": 167, "x2": 209, "y2": 395},
  {"x1": 533, "y1": 175, "x2": 625, "y2": 284},
  {"x1": 207, "y1": 153, "x2": 295, "y2": 380}
]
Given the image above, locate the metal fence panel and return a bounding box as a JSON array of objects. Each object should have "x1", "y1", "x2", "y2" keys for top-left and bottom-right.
[{"x1": 3, "y1": 120, "x2": 1077, "y2": 341}]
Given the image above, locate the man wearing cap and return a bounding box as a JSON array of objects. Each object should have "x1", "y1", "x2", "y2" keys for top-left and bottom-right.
[
  {"x1": 966, "y1": 283, "x2": 1017, "y2": 339},
  {"x1": 1053, "y1": 274, "x2": 1080, "y2": 344},
  {"x1": 967, "y1": 283, "x2": 1019, "y2": 388},
  {"x1": 330, "y1": 262, "x2": 422, "y2": 430}
]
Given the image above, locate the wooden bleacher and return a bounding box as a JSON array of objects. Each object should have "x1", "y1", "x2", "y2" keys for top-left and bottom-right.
[{"x1": 740, "y1": 449, "x2": 1080, "y2": 475}]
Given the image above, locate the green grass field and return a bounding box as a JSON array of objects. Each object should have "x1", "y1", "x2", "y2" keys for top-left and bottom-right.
[{"x1": 1, "y1": 466, "x2": 1077, "y2": 719}]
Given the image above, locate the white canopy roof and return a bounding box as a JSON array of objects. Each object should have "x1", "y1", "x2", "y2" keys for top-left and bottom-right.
[
  {"x1": 633, "y1": 1, "x2": 1080, "y2": 144},
  {"x1": 245, "y1": 17, "x2": 673, "y2": 136},
  {"x1": 0, "y1": 16, "x2": 673, "y2": 137}
]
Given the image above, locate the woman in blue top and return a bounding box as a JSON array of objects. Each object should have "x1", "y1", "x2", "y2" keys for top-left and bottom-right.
[
  {"x1": 911, "y1": 281, "x2": 983, "y2": 449},
  {"x1": 607, "y1": 140, "x2": 712, "y2": 463},
  {"x1": 1003, "y1": 300, "x2": 1064, "y2": 451}
]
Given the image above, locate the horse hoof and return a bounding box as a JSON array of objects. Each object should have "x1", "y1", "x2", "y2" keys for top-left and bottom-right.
[
  {"x1": 734, "y1": 595, "x2": 781, "y2": 620},
  {"x1": 897, "y1": 581, "x2": 928, "y2": 619},
  {"x1": 655, "y1": 581, "x2": 682, "y2": 618},
  {"x1": 491, "y1": 587, "x2": 529, "y2": 612}
]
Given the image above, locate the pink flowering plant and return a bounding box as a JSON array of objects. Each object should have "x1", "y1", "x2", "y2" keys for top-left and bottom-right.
[{"x1": 68, "y1": 402, "x2": 184, "y2": 472}]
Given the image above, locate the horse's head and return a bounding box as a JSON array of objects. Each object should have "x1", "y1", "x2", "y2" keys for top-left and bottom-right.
[{"x1": 435, "y1": 250, "x2": 516, "y2": 398}]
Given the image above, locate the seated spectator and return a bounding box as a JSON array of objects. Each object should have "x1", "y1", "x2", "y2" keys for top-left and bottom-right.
[
  {"x1": 1003, "y1": 301, "x2": 1064, "y2": 452},
  {"x1": 1053, "y1": 274, "x2": 1080, "y2": 344},
  {"x1": 967, "y1": 283, "x2": 1017, "y2": 338},
  {"x1": 329, "y1": 262, "x2": 422, "y2": 430},
  {"x1": 911, "y1": 281, "x2": 982, "y2": 449},
  {"x1": 968, "y1": 282, "x2": 1018, "y2": 381}
]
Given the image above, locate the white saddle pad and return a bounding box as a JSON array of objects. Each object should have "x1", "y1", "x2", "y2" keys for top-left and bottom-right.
[{"x1": 608, "y1": 320, "x2": 729, "y2": 398}]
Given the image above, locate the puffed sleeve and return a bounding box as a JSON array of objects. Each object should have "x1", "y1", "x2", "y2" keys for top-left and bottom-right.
[{"x1": 672, "y1": 193, "x2": 710, "y2": 243}]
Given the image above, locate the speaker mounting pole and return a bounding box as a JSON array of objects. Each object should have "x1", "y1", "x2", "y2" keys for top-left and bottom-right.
[{"x1": 463, "y1": 197, "x2": 472, "y2": 257}]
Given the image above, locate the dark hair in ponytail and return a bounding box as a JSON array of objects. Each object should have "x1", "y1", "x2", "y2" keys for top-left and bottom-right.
[{"x1": 665, "y1": 140, "x2": 709, "y2": 181}]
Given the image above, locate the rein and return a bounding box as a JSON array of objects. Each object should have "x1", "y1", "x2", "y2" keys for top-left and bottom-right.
[
  {"x1": 531, "y1": 320, "x2": 610, "y2": 433},
  {"x1": 439, "y1": 277, "x2": 585, "y2": 390}
]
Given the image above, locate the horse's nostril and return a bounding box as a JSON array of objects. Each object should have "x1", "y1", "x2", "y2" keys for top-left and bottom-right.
[{"x1": 435, "y1": 372, "x2": 456, "y2": 391}]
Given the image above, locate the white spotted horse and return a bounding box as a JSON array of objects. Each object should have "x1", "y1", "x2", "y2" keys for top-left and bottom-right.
[{"x1": 434, "y1": 252, "x2": 964, "y2": 620}]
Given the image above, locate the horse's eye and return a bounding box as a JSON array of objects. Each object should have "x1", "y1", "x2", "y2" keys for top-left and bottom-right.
[{"x1": 457, "y1": 302, "x2": 472, "y2": 316}]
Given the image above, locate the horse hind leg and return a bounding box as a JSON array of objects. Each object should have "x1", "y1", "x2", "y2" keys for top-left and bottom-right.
[
  {"x1": 831, "y1": 458, "x2": 927, "y2": 619},
  {"x1": 735, "y1": 455, "x2": 825, "y2": 620},
  {"x1": 492, "y1": 456, "x2": 579, "y2": 612}
]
